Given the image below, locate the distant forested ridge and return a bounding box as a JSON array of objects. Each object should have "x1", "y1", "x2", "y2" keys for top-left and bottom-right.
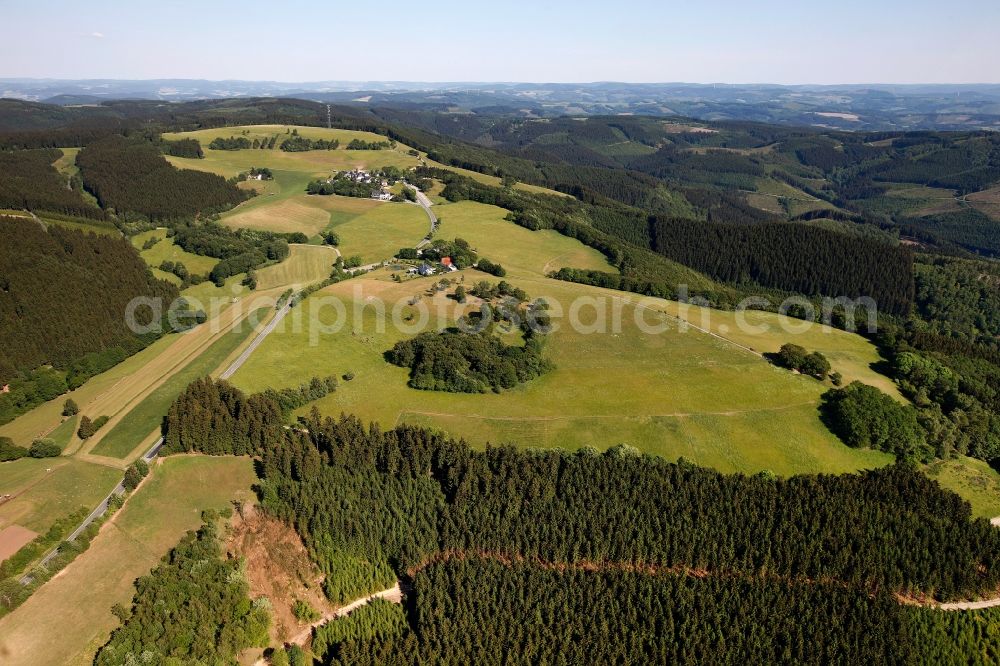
[
  {"x1": 0, "y1": 216, "x2": 177, "y2": 422},
  {"x1": 649, "y1": 217, "x2": 915, "y2": 314},
  {"x1": 0, "y1": 148, "x2": 105, "y2": 219},
  {"x1": 77, "y1": 136, "x2": 249, "y2": 221}
]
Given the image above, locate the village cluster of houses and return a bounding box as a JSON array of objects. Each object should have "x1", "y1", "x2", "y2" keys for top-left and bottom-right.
[
  {"x1": 337, "y1": 168, "x2": 394, "y2": 200},
  {"x1": 406, "y1": 255, "x2": 459, "y2": 276}
]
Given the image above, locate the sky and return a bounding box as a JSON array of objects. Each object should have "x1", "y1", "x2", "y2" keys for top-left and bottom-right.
[{"x1": 2, "y1": 0, "x2": 998, "y2": 84}]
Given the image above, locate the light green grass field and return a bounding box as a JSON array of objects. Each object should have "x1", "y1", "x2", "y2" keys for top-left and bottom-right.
[
  {"x1": 256, "y1": 244, "x2": 338, "y2": 290},
  {"x1": 231, "y1": 267, "x2": 890, "y2": 476},
  {"x1": 0, "y1": 458, "x2": 120, "y2": 533},
  {"x1": 228, "y1": 201, "x2": 892, "y2": 476},
  {"x1": 654, "y1": 301, "x2": 904, "y2": 400},
  {"x1": 52, "y1": 147, "x2": 80, "y2": 178},
  {"x1": 224, "y1": 189, "x2": 380, "y2": 238},
  {"x1": 163, "y1": 125, "x2": 422, "y2": 179},
  {"x1": 926, "y1": 456, "x2": 1000, "y2": 519},
  {"x1": 333, "y1": 202, "x2": 430, "y2": 262},
  {"x1": 49, "y1": 415, "x2": 78, "y2": 450},
  {"x1": 90, "y1": 310, "x2": 264, "y2": 459},
  {"x1": 0, "y1": 455, "x2": 256, "y2": 666},
  {"x1": 131, "y1": 228, "x2": 219, "y2": 276},
  {"x1": 433, "y1": 200, "x2": 616, "y2": 278}
]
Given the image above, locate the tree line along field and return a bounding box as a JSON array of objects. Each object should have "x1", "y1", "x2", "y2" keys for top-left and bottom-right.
[
  {"x1": 229, "y1": 199, "x2": 894, "y2": 477},
  {"x1": 161, "y1": 126, "x2": 434, "y2": 256}
]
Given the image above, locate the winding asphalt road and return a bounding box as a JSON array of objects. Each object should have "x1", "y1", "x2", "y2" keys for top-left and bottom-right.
[{"x1": 407, "y1": 183, "x2": 438, "y2": 247}]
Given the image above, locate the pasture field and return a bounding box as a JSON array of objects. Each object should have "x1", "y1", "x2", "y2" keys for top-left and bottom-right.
[
  {"x1": 654, "y1": 300, "x2": 904, "y2": 399},
  {"x1": 89, "y1": 309, "x2": 266, "y2": 459},
  {"x1": 0, "y1": 457, "x2": 120, "y2": 534},
  {"x1": 223, "y1": 186, "x2": 333, "y2": 236},
  {"x1": 332, "y1": 202, "x2": 430, "y2": 263},
  {"x1": 862, "y1": 183, "x2": 962, "y2": 217},
  {"x1": 432, "y1": 200, "x2": 616, "y2": 278},
  {"x1": 967, "y1": 184, "x2": 1000, "y2": 220},
  {"x1": 926, "y1": 456, "x2": 1000, "y2": 519},
  {"x1": 0, "y1": 455, "x2": 256, "y2": 666},
  {"x1": 38, "y1": 215, "x2": 118, "y2": 236},
  {"x1": 229, "y1": 200, "x2": 895, "y2": 476},
  {"x1": 131, "y1": 228, "x2": 219, "y2": 276},
  {"x1": 255, "y1": 244, "x2": 338, "y2": 290},
  {"x1": 223, "y1": 190, "x2": 382, "y2": 239},
  {"x1": 48, "y1": 415, "x2": 78, "y2": 450},
  {"x1": 422, "y1": 156, "x2": 572, "y2": 198},
  {"x1": 163, "y1": 125, "x2": 422, "y2": 180},
  {"x1": 231, "y1": 260, "x2": 890, "y2": 477},
  {"x1": 52, "y1": 147, "x2": 80, "y2": 178}
]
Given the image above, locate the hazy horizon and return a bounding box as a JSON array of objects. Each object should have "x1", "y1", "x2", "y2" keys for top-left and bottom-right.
[
  {"x1": 2, "y1": 0, "x2": 998, "y2": 85},
  {"x1": 3, "y1": 78, "x2": 1000, "y2": 87}
]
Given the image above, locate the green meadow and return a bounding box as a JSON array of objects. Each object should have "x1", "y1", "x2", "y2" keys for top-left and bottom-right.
[
  {"x1": 132, "y1": 228, "x2": 220, "y2": 279},
  {"x1": 0, "y1": 458, "x2": 121, "y2": 534},
  {"x1": 90, "y1": 309, "x2": 265, "y2": 459},
  {"x1": 229, "y1": 200, "x2": 893, "y2": 477}
]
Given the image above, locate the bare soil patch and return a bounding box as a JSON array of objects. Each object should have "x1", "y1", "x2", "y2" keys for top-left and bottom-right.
[
  {"x1": 0, "y1": 524, "x2": 37, "y2": 562},
  {"x1": 226, "y1": 506, "x2": 334, "y2": 645}
]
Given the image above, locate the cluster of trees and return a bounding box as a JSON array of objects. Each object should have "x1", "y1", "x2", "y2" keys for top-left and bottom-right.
[
  {"x1": 475, "y1": 257, "x2": 506, "y2": 277},
  {"x1": 162, "y1": 377, "x2": 284, "y2": 455},
  {"x1": 211, "y1": 134, "x2": 280, "y2": 150},
  {"x1": 122, "y1": 458, "x2": 148, "y2": 491},
  {"x1": 313, "y1": 599, "x2": 406, "y2": 664},
  {"x1": 346, "y1": 139, "x2": 392, "y2": 150},
  {"x1": 95, "y1": 521, "x2": 270, "y2": 665},
  {"x1": 0, "y1": 148, "x2": 105, "y2": 219},
  {"x1": 771, "y1": 343, "x2": 833, "y2": 380},
  {"x1": 281, "y1": 135, "x2": 339, "y2": 151},
  {"x1": 153, "y1": 375, "x2": 1000, "y2": 661},
  {"x1": 649, "y1": 217, "x2": 915, "y2": 314},
  {"x1": 158, "y1": 259, "x2": 193, "y2": 282},
  {"x1": 901, "y1": 208, "x2": 1000, "y2": 256},
  {"x1": 208, "y1": 136, "x2": 253, "y2": 150},
  {"x1": 77, "y1": 136, "x2": 250, "y2": 221},
  {"x1": 0, "y1": 217, "x2": 179, "y2": 424},
  {"x1": 820, "y1": 382, "x2": 930, "y2": 459},
  {"x1": 170, "y1": 223, "x2": 290, "y2": 286},
  {"x1": 0, "y1": 435, "x2": 60, "y2": 462},
  {"x1": 914, "y1": 257, "x2": 1000, "y2": 344},
  {"x1": 260, "y1": 375, "x2": 339, "y2": 413},
  {"x1": 320, "y1": 558, "x2": 1000, "y2": 665},
  {"x1": 413, "y1": 238, "x2": 478, "y2": 268},
  {"x1": 387, "y1": 325, "x2": 551, "y2": 393},
  {"x1": 77, "y1": 414, "x2": 109, "y2": 440},
  {"x1": 164, "y1": 138, "x2": 203, "y2": 159},
  {"x1": 865, "y1": 135, "x2": 1000, "y2": 195}
]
